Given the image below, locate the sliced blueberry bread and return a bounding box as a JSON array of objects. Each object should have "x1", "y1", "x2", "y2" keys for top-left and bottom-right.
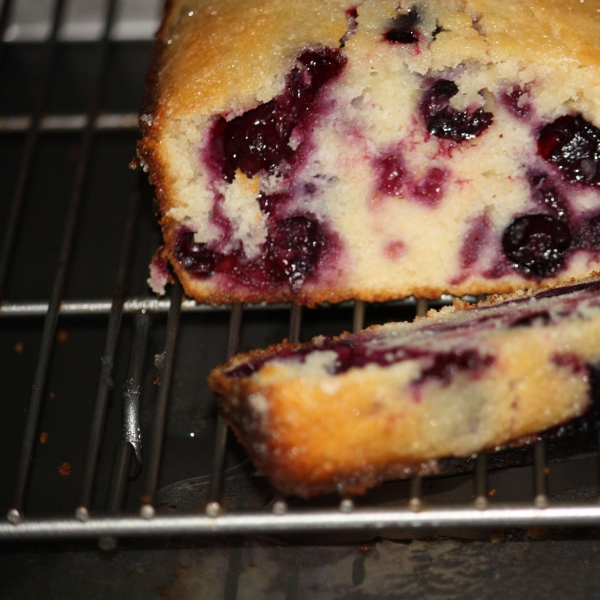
[
  {"x1": 139, "y1": 0, "x2": 600, "y2": 305},
  {"x1": 209, "y1": 277, "x2": 600, "y2": 497}
]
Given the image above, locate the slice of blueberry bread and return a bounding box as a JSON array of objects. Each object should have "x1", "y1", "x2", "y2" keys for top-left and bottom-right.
[
  {"x1": 139, "y1": 0, "x2": 600, "y2": 305},
  {"x1": 209, "y1": 276, "x2": 600, "y2": 497}
]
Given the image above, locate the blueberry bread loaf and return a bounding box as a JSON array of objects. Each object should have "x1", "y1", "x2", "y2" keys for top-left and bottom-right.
[
  {"x1": 140, "y1": 0, "x2": 600, "y2": 305},
  {"x1": 209, "y1": 277, "x2": 600, "y2": 497}
]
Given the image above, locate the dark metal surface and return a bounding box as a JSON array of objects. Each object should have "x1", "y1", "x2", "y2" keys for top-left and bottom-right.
[
  {"x1": 122, "y1": 311, "x2": 152, "y2": 474},
  {"x1": 0, "y1": 0, "x2": 65, "y2": 301},
  {"x1": 76, "y1": 174, "x2": 143, "y2": 519},
  {"x1": 5, "y1": 532, "x2": 600, "y2": 600},
  {"x1": 141, "y1": 280, "x2": 183, "y2": 516},
  {"x1": 208, "y1": 302, "x2": 243, "y2": 512},
  {"x1": 6, "y1": 0, "x2": 122, "y2": 523}
]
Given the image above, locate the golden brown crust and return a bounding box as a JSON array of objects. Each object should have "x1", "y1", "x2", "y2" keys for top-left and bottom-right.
[
  {"x1": 163, "y1": 241, "x2": 547, "y2": 307},
  {"x1": 143, "y1": 0, "x2": 350, "y2": 118},
  {"x1": 450, "y1": 271, "x2": 600, "y2": 312},
  {"x1": 211, "y1": 273, "x2": 600, "y2": 374},
  {"x1": 136, "y1": 0, "x2": 180, "y2": 220},
  {"x1": 464, "y1": 0, "x2": 600, "y2": 68}
]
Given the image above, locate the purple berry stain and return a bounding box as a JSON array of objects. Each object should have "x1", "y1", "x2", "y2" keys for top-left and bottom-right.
[
  {"x1": 511, "y1": 310, "x2": 551, "y2": 328},
  {"x1": 384, "y1": 7, "x2": 419, "y2": 44},
  {"x1": 377, "y1": 154, "x2": 405, "y2": 197},
  {"x1": 228, "y1": 339, "x2": 493, "y2": 386},
  {"x1": 538, "y1": 114, "x2": 600, "y2": 185},
  {"x1": 501, "y1": 85, "x2": 531, "y2": 120},
  {"x1": 330, "y1": 343, "x2": 493, "y2": 382},
  {"x1": 264, "y1": 216, "x2": 325, "y2": 288},
  {"x1": 340, "y1": 7, "x2": 358, "y2": 47},
  {"x1": 420, "y1": 79, "x2": 493, "y2": 142},
  {"x1": 415, "y1": 349, "x2": 493, "y2": 387},
  {"x1": 413, "y1": 167, "x2": 446, "y2": 206},
  {"x1": 173, "y1": 215, "x2": 334, "y2": 291},
  {"x1": 215, "y1": 48, "x2": 346, "y2": 182},
  {"x1": 150, "y1": 248, "x2": 169, "y2": 278},
  {"x1": 375, "y1": 151, "x2": 447, "y2": 206},
  {"x1": 575, "y1": 214, "x2": 600, "y2": 250},
  {"x1": 529, "y1": 172, "x2": 569, "y2": 220},
  {"x1": 257, "y1": 192, "x2": 289, "y2": 217},
  {"x1": 385, "y1": 240, "x2": 406, "y2": 259},
  {"x1": 173, "y1": 229, "x2": 218, "y2": 279},
  {"x1": 502, "y1": 214, "x2": 571, "y2": 278},
  {"x1": 459, "y1": 214, "x2": 491, "y2": 269},
  {"x1": 226, "y1": 278, "x2": 600, "y2": 381}
]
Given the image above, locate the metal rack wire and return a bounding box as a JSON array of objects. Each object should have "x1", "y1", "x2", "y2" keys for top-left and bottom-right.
[{"x1": 1, "y1": 0, "x2": 600, "y2": 545}]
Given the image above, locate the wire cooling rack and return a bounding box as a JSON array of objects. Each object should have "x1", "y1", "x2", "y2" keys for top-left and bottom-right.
[{"x1": 1, "y1": 0, "x2": 600, "y2": 546}]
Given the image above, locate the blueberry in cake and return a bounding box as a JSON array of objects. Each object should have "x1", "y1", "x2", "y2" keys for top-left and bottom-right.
[
  {"x1": 139, "y1": 0, "x2": 600, "y2": 305},
  {"x1": 209, "y1": 277, "x2": 600, "y2": 497}
]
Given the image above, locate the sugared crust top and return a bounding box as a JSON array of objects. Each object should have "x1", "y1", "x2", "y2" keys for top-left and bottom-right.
[
  {"x1": 145, "y1": 0, "x2": 600, "y2": 126},
  {"x1": 146, "y1": 0, "x2": 351, "y2": 124},
  {"x1": 137, "y1": 0, "x2": 352, "y2": 216},
  {"x1": 454, "y1": 0, "x2": 600, "y2": 67},
  {"x1": 469, "y1": 0, "x2": 600, "y2": 66}
]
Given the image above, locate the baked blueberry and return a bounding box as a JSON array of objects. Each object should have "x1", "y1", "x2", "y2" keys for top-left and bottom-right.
[
  {"x1": 538, "y1": 115, "x2": 600, "y2": 185},
  {"x1": 420, "y1": 79, "x2": 493, "y2": 141},
  {"x1": 384, "y1": 7, "x2": 419, "y2": 44},
  {"x1": 265, "y1": 216, "x2": 325, "y2": 286},
  {"x1": 340, "y1": 7, "x2": 358, "y2": 47},
  {"x1": 529, "y1": 172, "x2": 569, "y2": 220},
  {"x1": 218, "y1": 48, "x2": 346, "y2": 181},
  {"x1": 501, "y1": 85, "x2": 531, "y2": 120},
  {"x1": 576, "y1": 214, "x2": 600, "y2": 250},
  {"x1": 174, "y1": 229, "x2": 218, "y2": 278},
  {"x1": 377, "y1": 154, "x2": 405, "y2": 196},
  {"x1": 502, "y1": 214, "x2": 571, "y2": 278}
]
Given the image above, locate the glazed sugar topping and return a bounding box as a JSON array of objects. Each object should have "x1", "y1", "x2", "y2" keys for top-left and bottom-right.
[{"x1": 226, "y1": 278, "x2": 600, "y2": 382}]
